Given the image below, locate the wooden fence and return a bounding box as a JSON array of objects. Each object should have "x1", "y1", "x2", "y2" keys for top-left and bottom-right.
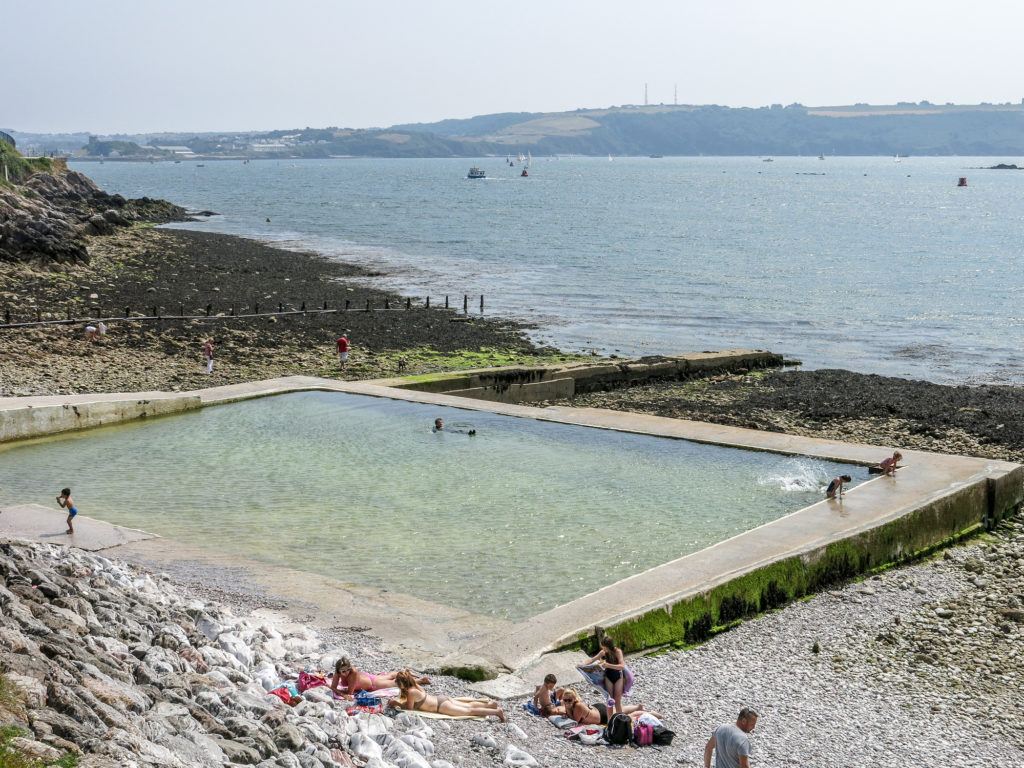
[{"x1": 0, "y1": 295, "x2": 486, "y2": 330}]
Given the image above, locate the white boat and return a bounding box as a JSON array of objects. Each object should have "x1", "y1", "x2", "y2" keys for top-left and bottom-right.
[
  {"x1": 608, "y1": 154, "x2": 613, "y2": 161},
  {"x1": 894, "y1": 154, "x2": 901, "y2": 163},
  {"x1": 467, "y1": 167, "x2": 486, "y2": 179}
]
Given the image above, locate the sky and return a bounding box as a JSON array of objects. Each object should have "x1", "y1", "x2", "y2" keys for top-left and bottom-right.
[{"x1": 6, "y1": 0, "x2": 1024, "y2": 135}]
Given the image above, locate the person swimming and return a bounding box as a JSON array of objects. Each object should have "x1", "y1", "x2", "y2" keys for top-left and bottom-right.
[{"x1": 433, "y1": 417, "x2": 476, "y2": 436}]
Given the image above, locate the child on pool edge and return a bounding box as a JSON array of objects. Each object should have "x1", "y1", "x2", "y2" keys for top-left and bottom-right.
[{"x1": 56, "y1": 487, "x2": 78, "y2": 534}]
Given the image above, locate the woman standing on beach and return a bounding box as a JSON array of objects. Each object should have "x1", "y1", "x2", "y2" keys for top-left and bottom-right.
[
  {"x1": 387, "y1": 670, "x2": 506, "y2": 722},
  {"x1": 585, "y1": 635, "x2": 627, "y2": 714}
]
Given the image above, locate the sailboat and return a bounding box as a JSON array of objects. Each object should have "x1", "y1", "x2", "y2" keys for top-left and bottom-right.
[
  {"x1": 894, "y1": 154, "x2": 901, "y2": 163},
  {"x1": 608, "y1": 154, "x2": 613, "y2": 162}
]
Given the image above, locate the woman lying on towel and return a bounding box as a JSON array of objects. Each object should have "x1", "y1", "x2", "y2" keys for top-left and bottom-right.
[
  {"x1": 388, "y1": 669, "x2": 507, "y2": 722},
  {"x1": 561, "y1": 689, "x2": 658, "y2": 725},
  {"x1": 330, "y1": 657, "x2": 430, "y2": 700}
]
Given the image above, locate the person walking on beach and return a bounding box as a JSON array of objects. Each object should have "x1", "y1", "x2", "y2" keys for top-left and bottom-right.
[
  {"x1": 203, "y1": 338, "x2": 214, "y2": 374},
  {"x1": 704, "y1": 707, "x2": 758, "y2": 768},
  {"x1": 336, "y1": 333, "x2": 350, "y2": 371},
  {"x1": 826, "y1": 474, "x2": 852, "y2": 499},
  {"x1": 56, "y1": 487, "x2": 78, "y2": 535}
]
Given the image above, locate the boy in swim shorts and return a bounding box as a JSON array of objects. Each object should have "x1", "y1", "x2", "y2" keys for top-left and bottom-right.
[
  {"x1": 533, "y1": 674, "x2": 565, "y2": 717},
  {"x1": 56, "y1": 487, "x2": 77, "y2": 534}
]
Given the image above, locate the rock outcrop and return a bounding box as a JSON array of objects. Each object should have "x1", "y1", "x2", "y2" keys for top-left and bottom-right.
[{"x1": 0, "y1": 165, "x2": 188, "y2": 265}]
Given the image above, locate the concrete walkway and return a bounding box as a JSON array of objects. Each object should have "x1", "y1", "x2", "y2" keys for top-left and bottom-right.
[
  {"x1": 0, "y1": 503, "x2": 157, "y2": 551},
  {"x1": 1, "y1": 375, "x2": 1020, "y2": 676}
]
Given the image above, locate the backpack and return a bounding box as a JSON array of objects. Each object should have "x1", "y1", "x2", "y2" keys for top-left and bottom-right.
[
  {"x1": 652, "y1": 725, "x2": 676, "y2": 745},
  {"x1": 633, "y1": 722, "x2": 654, "y2": 746},
  {"x1": 604, "y1": 713, "x2": 632, "y2": 745}
]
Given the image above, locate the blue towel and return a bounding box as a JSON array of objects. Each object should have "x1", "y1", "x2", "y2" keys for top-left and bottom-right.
[{"x1": 523, "y1": 701, "x2": 542, "y2": 716}]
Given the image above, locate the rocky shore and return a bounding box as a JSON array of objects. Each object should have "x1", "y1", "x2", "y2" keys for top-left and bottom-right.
[
  {"x1": 0, "y1": 227, "x2": 572, "y2": 397},
  {"x1": 2, "y1": 511, "x2": 1021, "y2": 766}
]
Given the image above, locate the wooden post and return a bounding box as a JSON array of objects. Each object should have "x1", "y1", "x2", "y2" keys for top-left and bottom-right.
[
  {"x1": 323, "y1": 301, "x2": 328, "y2": 310},
  {"x1": 255, "y1": 303, "x2": 260, "y2": 315},
  {"x1": 67, "y1": 303, "x2": 72, "y2": 321},
  {"x1": 36, "y1": 307, "x2": 41, "y2": 322},
  {"x1": 480, "y1": 295, "x2": 484, "y2": 312},
  {"x1": 279, "y1": 302, "x2": 283, "y2": 313},
  {"x1": 126, "y1": 306, "x2": 131, "y2": 318},
  {"x1": 230, "y1": 304, "x2": 235, "y2": 316},
  {"x1": 366, "y1": 299, "x2": 371, "y2": 312},
  {"x1": 152, "y1": 306, "x2": 157, "y2": 318},
  {"x1": 426, "y1": 296, "x2": 430, "y2": 309},
  {"x1": 445, "y1": 295, "x2": 449, "y2": 309},
  {"x1": 3, "y1": 308, "x2": 9, "y2": 324},
  {"x1": 206, "y1": 304, "x2": 212, "y2": 317},
  {"x1": 300, "y1": 301, "x2": 305, "y2": 312},
  {"x1": 385, "y1": 298, "x2": 390, "y2": 309},
  {"x1": 179, "y1": 304, "x2": 184, "y2": 317},
  {"x1": 345, "y1": 299, "x2": 350, "y2": 311},
  {"x1": 463, "y1": 294, "x2": 468, "y2": 314},
  {"x1": 406, "y1": 297, "x2": 411, "y2": 310}
]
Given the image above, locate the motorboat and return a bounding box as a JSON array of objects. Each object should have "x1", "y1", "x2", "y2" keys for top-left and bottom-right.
[{"x1": 467, "y1": 167, "x2": 486, "y2": 179}]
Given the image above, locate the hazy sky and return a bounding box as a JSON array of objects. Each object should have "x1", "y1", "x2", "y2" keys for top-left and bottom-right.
[{"x1": 7, "y1": 0, "x2": 1023, "y2": 134}]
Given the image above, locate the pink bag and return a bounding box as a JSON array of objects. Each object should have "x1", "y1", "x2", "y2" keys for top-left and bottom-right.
[{"x1": 298, "y1": 671, "x2": 328, "y2": 692}]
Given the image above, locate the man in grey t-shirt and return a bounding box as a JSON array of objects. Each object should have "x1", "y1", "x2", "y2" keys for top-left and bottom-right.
[{"x1": 704, "y1": 707, "x2": 758, "y2": 768}]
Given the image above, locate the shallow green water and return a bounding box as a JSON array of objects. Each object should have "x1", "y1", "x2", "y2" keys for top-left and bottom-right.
[{"x1": 0, "y1": 392, "x2": 861, "y2": 620}]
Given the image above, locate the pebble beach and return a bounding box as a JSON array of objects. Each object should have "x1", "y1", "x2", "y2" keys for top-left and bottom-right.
[{"x1": 1, "y1": 225, "x2": 1023, "y2": 766}]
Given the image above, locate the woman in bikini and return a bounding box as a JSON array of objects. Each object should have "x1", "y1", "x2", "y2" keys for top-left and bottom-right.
[
  {"x1": 330, "y1": 657, "x2": 429, "y2": 700},
  {"x1": 586, "y1": 635, "x2": 627, "y2": 714},
  {"x1": 561, "y1": 688, "x2": 657, "y2": 725},
  {"x1": 388, "y1": 669, "x2": 506, "y2": 722}
]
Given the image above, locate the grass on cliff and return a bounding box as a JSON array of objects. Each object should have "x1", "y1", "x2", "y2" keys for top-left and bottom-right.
[
  {"x1": 0, "y1": 675, "x2": 77, "y2": 768},
  {"x1": 0, "y1": 143, "x2": 55, "y2": 187}
]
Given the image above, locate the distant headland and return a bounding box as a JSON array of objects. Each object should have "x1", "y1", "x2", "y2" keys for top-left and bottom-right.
[{"x1": 9, "y1": 100, "x2": 1024, "y2": 159}]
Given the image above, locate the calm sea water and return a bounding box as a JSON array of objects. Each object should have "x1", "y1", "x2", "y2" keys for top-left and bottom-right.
[
  {"x1": 74, "y1": 156, "x2": 1024, "y2": 384},
  {"x1": 0, "y1": 392, "x2": 860, "y2": 620}
]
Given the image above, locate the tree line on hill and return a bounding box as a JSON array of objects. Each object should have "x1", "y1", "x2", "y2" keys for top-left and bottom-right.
[{"x1": 10, "y1": 103, "x2": 1024, "y2": 159}]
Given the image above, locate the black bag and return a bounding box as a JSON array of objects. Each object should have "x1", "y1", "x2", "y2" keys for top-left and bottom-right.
[
  {"x1": 651, "y1": 725, "x2": 675, "y2": 746},
  {"x1": 604, "y1": 713, "x2": 633, "y2": 745}
]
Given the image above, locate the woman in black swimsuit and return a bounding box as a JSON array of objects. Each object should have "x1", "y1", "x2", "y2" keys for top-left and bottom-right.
[
  {"x1": 387, "y1": 670, "x2": 506, "y2": 722},
  {"x1": 585, "y1": 635, "x2": 628, "y2": 714}
]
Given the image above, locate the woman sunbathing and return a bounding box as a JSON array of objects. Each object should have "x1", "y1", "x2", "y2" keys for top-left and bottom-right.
[
  {"x1": 561, "y1": 688, "x2": 657, "y2": 725},
  {"x1": 388, "y1": 669, "x2": 506, "y2": 722},
  {"x1": 330, "y1": 657, "x2": 429, "y2": 699}
]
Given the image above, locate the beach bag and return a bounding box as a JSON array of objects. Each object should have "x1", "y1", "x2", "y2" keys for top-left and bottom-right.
[
  {"x1": 578, "y1": 728, "x2": 604, "y2": 745},
  {"x1": 651, "y1": 725, "x2": 675, "y2": 746},
  {"x1": 354, "y1": 690, "x2": 377, "y2": 707},
  {"x1": 633, "y1": 722, "x2": 654, "y2": 746},
  {"x1": 297, "y1": 671, "x2": 327, "y2": 692},
  {"x1": 605, "y1": 713, "x2": 632, "y2": 745}
]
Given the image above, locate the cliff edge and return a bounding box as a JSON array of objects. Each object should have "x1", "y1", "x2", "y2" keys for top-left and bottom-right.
[{"x1": 0, "y1": 142, "x2": 188, "y2": 265}]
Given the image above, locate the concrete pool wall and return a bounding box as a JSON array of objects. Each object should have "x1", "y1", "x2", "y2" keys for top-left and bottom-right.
[{"x1": 1, "y1": 355, "x2": 1021, "y2": 678}]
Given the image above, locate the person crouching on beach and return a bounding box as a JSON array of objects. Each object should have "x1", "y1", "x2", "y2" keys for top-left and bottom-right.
[
  {"x1": 388, "y1": 669, "x2": 506, "y2": 721},
  {"x1": 826, "y1": 474, "x2": 852, "y2": 499},
  {"x1": 533, "y1": 673, "x2": 566, "y2": 716},
  {"x1": 56, "y1": 487, "x2": 78, "y2": 534},
  {"x1": 880, "y1": 451, "x2": 902, "y2": 476}
]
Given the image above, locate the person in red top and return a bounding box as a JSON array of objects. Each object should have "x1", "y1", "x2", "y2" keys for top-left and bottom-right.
[{"x1": 336, "y1": 334, "x2": 350, "y2": 371}]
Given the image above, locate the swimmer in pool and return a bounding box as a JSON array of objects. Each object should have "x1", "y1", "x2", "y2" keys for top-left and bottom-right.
[
  {"x1": 433, "y1": 417, "x2": 476, "y2": 436},
  {"x1": 56, "y1": 487, "x2": 77, "y2": 534}
]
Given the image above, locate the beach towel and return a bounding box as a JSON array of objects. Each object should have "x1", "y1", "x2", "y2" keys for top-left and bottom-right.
[
  {"x1": 333, "y1": 686, "x2": 399, "y2": 701},
  {"x1": 345, "y1": 702, "x2": 386, "y2": 716},
  {"x1": 576, "y1": 663, "x2": 634, "y2": 705},
  {"x1": 298, "y1": 671, "x2": 328, "y2": 692}
]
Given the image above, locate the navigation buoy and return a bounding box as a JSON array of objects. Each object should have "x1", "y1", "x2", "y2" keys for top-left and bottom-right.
[{"x1": 957, "y1": 177, "x2": 968, "y2": 187}]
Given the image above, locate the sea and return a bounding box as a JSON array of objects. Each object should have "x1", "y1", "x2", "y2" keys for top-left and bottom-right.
[{"x1": 73, "y1": 155, "x2": 1024, "y2": 386}]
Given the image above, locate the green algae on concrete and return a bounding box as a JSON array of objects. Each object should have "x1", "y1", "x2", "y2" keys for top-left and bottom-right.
[{"x1": 579, "y1": 473, "x2": 1021, "y2": 656}]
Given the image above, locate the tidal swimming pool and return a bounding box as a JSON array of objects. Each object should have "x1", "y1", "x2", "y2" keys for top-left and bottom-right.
[{"x1": 0, "y1": 391, "x2": 863, "y2": 620}]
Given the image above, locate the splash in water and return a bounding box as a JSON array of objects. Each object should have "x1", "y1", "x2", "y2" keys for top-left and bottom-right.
[{"x1": 757, "y1": 457, "x2": 833, "y2": 493}]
